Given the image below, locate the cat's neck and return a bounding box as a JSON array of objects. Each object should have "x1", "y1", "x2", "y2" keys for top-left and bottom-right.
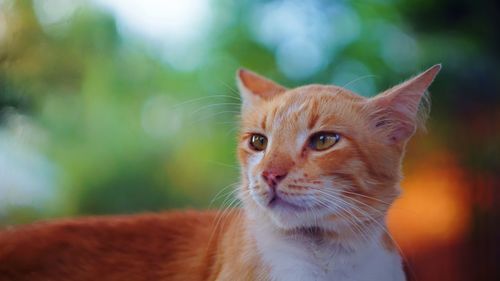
[
  {"x1": 243, "y1": 212, "x2": 401, "y2": 281},
  {"x1": 246, "y1": 208, "x2": 386, "y2": 247},
  {"x1": 248, "y1": 214, "x2": 387, "y2": 253}
]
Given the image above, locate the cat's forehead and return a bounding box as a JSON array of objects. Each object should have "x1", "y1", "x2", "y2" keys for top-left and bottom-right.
[
  {"x1": 270, "y1": 85, "x2": 359, "y2": 114},
  {"x1": 274, "y1": 85, "x2": 364, "y2": 109},
  {"x1": 241, "y1": 85, "x2": 366, "y2": 134},
  {"x1": 288, "y1": 84, "x2": 363, "y2": 99}
]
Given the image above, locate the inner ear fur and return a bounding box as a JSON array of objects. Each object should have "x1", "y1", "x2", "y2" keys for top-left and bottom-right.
[{"x1": 366, "y1": 64, "x2": 441, "y2": 145}]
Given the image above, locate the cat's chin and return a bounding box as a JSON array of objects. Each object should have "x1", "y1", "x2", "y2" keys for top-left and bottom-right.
[
  {"x1": 267, "y1": 213, "x2": 362, "y2": 242},
  {"x1": 265, "y1": 204, "x2": 333, "y2": 231},
  {"x1": 269, "y1": 212, "x2": 326, "y2": 230},
  {"x1": 267, "y1": 196, "x2": 309, "y2": 212},
  {"x1": 245, "y1": 194, "x2": 338, "y2": 231}
]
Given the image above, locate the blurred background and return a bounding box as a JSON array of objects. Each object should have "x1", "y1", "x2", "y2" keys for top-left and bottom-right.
[{"x1": 0, "y1": 0, "x2": 498, "y2": 280}]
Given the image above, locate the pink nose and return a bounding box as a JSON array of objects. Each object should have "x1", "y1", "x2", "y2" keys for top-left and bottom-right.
[{"x1": 262, "y1": 169, "x2": 288, "y2": 189}]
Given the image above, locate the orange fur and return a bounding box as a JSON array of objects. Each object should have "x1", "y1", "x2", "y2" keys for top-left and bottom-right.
[
  {"x1": 0, "y1": 211, "x2": 267, "y2": 281},
  {"x1": 0, "y1": 66, "x2": 440, "y2": 281}
]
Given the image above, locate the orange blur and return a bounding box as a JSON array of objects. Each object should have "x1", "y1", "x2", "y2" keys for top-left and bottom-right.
[{"x1": 388, "y1": 151, "x2": 470, "y2": 254}]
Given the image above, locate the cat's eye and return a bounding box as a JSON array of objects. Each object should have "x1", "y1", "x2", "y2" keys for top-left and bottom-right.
[
  {"x1": 309, "y1": 132, "x2": 340, "y2": 151},
  {"x1": 249, "y1": 134, "x2": 268, "y2": 151}
]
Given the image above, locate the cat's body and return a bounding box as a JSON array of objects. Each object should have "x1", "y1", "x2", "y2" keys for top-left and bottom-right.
[
  {"x1": 0, "y1": 211, "x2": 254, "y2": 281},
  {"x1": 0, "y1": 211, "x2": 402, "y2": 281},
  {"x1": 0, "y1": 65, "x2": 440, "y2": 281}
]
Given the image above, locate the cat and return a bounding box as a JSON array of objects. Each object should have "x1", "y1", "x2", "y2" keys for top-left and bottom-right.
[{"x1": 0, "y1": 64, "x2": 441, "y2": 281}]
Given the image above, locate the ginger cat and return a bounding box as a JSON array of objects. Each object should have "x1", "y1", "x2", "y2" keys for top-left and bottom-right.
[{"x1": 0, "y1": 65, "x2": 441, "y2": 281}]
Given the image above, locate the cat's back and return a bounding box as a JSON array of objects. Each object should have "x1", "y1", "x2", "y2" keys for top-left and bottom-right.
[{"x1": 0, "y1": 210, "x2": 230, "y2": 281}]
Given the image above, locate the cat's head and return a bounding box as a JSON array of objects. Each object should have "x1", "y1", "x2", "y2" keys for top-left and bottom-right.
[{"x1": 236, "y1": 65, "x2": 440, "y2": 233}]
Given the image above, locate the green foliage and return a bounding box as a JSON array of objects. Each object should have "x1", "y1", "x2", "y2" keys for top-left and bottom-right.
[{"x1": 0, "y1": 0, "x2": 497, "y2": 224}]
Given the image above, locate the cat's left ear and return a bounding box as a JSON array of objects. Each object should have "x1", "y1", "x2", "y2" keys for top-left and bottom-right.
[
  {"x1": 236, "y1": 69, "x2": 286, "y2": 108},
  {"x1": 366, "y1": 64, "x2": 441, "y2": 145}
]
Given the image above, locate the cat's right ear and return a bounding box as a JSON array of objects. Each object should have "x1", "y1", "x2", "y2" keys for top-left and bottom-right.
[
  {"x1": 365, "y1": 64, "x2": 441, "y2": 146},
  {"x1": 236, "y1": 69, "x2": 286, "y2": 108}
]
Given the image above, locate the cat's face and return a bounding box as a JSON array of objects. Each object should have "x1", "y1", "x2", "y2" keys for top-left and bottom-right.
[{"x1": 236, "y1": 66, "x2": 440, "y2": 232}]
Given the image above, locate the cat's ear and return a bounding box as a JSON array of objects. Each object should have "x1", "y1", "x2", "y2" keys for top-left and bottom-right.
[
  {"x1": 236, "y1": 69, "x2": 286, "y2": 108},
  {"x1": 366, "y1": 64, "x2": 441, "y2": 145}
]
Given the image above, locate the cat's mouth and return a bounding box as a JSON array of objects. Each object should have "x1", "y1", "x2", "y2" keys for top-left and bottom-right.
[{"x1": 268, "y1": 195, "x2": 308, "y2": 212}]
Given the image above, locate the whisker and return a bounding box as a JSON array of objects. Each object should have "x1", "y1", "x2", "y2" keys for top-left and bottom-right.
[
  {"x1": 337, "y1": 190, "x2": 394, "y2": 206},
  {"x1": 312, "y1": 195, "x2": 374, "y2": 245},
  {"x1": 309, "y1": 192, "x2": 373, "y2": 243},
  {"x1": 172, "y1": 94, "x2": 241, "y2": 109},
  {"x1": 190, "y1": 110, "x2": 240, "y2": 124},
  {"x1": 206, "y1": 190, "x2": 243, "y2": 247},
  {"x1": 189, "y1": 102, "x2": 241, "y2": 117},
  {"x1": 216, "y1": 79, "x2": 241, "y2": 98},
  {"x1": 317, "y1": 190, "x2": 414, "y2": 279},
  {"x1": 203, "y1": 160, "x2": 240, "y2": 171},
  {"x1": 209, "y1": 182, "x2": 240, "y2": 207},
  {"x1": 338, "y1": 196, "x2": 415, "y2": 280},
  {"x1": 324, "y1": 191, "x2": 387, "y2": 218},
  {"x1": 334, "y1": 74, "x2": 378, "y2": 96}
]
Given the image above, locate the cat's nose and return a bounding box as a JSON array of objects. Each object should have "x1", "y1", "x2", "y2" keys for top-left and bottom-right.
[{"x1": 262, "y1": 169, "x2": 288, "y2": 189}]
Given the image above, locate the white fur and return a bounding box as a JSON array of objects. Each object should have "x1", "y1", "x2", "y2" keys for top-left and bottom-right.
[{"x1": 251, "y1": 223, "x2": 405, "y2": 281}]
